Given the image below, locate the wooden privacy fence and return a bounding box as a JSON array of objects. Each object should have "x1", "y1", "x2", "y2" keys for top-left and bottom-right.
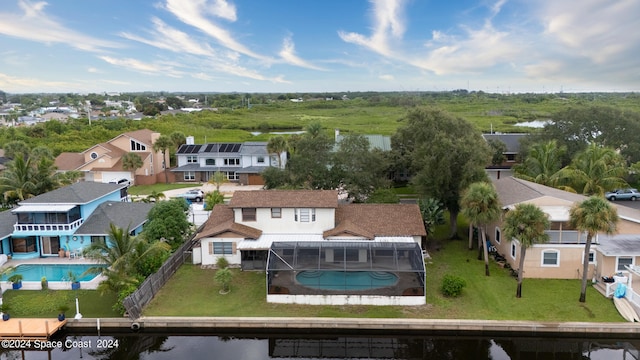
[{"x1": 123, "y1": 228, "x2": 201, "y2": 320}]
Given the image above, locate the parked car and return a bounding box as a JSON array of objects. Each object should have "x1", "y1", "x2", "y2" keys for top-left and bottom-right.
[
  {"x1": 176, "y1": 189, "x2": 204, "y2": 202},
  {"x1": 109, "y1": 178, "x2": 130, "y2": 187},
  {"x1": 605, "y1": 188, "x2": 640, "y2": 201}
]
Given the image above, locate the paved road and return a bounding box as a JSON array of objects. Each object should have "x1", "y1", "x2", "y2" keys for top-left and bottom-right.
[{"x1": 609, "y1": 199, "x2": 640, "y2": 210}]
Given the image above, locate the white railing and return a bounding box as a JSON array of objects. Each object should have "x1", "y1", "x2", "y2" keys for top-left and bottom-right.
[
  {"x1": 546, "y1": 230, "x2": 587, "y2": 244},
  {"x1": 13, "y1": 218, "x2": 83, "y2": 232}
]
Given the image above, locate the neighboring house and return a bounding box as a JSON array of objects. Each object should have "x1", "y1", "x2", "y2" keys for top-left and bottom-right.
[
  {"x1": 193, "y1": 190, "x2": 426, "y2": 305},
  {"x1": 0, "y1": 182, "x2": 153, "y2": 260},
  {"x1": 482, "y1": 133, "x2": 529, "y2": 180},
  {"x1": 490, "y1": 176, "x2": 640, "y2": 288},
  {"x1": 55, "y1": 129, "x2": 163, "y2": 185},
  {"x1": 172, "y1": 137, "x2": 280, "y2": 185},
  {"x1": 334, "y1": 129, "x2": 392, "y2": 152}
]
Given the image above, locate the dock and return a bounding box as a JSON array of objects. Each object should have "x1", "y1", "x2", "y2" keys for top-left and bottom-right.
[{"x1": 0, "y1": 318, "x2": 67, "y2": 340}]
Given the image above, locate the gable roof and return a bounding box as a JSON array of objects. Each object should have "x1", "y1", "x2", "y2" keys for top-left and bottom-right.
[
  {"x1": 482, "y1": 133, "x2": 529, "y2": 153},
  {"x1": 195, "y1": 204, "x2": 262, "y2": 240},
  {"x1": 229, "y1": 190, "x2": 339, "y2": 208},
  {"x1": 18, "y1": 182, "x2": 125, "y2": 205},
  {"x1": 328, "y1": 204, "x2": 427, "y2": 238},
  {"x1": 112, "y1": 129, "x2": 156, "y2": 146},
  {"x1": 74, "y1": 201, "x2": 154, "y2": 235},
  {"x1": 55, "y1": 152, "x2": 85, "y2": 170}
]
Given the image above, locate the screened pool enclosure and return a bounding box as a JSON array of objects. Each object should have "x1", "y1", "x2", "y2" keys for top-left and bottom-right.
[{"x1": 266, "y1": 241, "x2": 426, "y2": 306}]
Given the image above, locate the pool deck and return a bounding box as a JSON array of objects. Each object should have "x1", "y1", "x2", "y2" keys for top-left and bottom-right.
[{"x1": 0, "y1": 257, "x2": 106, "y2": 291}]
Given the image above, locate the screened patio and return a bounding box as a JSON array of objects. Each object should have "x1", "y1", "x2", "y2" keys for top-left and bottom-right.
[{"x1": 266, "y1": 241, "x2": 426, "y2": 305}]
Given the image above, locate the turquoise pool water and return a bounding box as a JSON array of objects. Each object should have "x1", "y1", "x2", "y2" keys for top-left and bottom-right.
[
  {"x1": 2, "y1": 264, "x2": 106, "y2": 282},
  {"x1": 296, "y1": 271, "x2": 398, "y2": 291}
]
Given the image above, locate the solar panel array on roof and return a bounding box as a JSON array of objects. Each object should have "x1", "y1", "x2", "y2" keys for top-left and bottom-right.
[
  {"x1": 204, "y1": 143, "x2": 217, "y2": 152},
  {"x1": 178, "y1": 144, "x2": 201, "y2": 154},
  {"x1": 218, "y1": 143, "x2": 241, "y2": 152}
]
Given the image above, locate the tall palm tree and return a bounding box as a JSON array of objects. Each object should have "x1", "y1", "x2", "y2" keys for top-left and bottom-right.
[
  {"x1": 153, "y1": 135, "x2": 173, "y2": 184},
  {"x1": 502, "y1": 203, "x2": 550, "y2": 298},
  {"x1": 267, "y1": 135, "x2": 287, "y2": 169},
  {"x1": 513, "y1": 140, "x2": 565, "y2": 187},
  {"x1": 570, "y1": 196, "x2": 618, "y2": 302},
  {"x1": 554, "y1": 144, "x2": 628, "y2": 196},
  {"x1": 460, "y1": 182, "x2": 502, "y2": 276},
  {"x1": 122, "y1": 152, "x2": 143, "y2": 183},
  {"x1": 169, "y1": 131, "x2": 186, "y2": 152}
]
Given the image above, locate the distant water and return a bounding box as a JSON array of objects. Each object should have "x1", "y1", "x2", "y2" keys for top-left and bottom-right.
[{"x1": 514, "y1": 119, "x2": 552, "y2": 128}]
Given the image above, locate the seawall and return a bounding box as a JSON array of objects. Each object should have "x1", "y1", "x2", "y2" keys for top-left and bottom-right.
[{"x1": 64, "y1": 317, "x2": 640, "y2": 338}]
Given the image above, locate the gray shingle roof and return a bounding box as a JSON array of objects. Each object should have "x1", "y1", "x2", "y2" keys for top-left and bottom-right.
[
  {"x1": 483, "y1": 133, "x2": 529, "y2": 153},
  {"x1": 0, "y1": 210, "x2": 15, "y2": 239},
  {"x1": 19, "y1": 182, "x2": 125, "y2": 205},
  {"x1": 598, "y1": 234, "x2": 640, "y2": 256},
  {"x1": 74, "y1": 201, "x2": 154, "y2": 235},
  {"x1": 240, "y1": 142, "x2": 268, "y2": 155}
]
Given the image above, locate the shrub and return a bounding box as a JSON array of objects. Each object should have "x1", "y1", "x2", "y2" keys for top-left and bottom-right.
[
  {"x1": 216, "y1": 256, "x2": 229, "y2": 269},
  {"x1": 441, "y1": 274, "x2": 466, "y2": 297}
]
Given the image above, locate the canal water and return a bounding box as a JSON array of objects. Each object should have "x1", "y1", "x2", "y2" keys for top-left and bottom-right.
[{"x1": 1, "y1": 332, "x2": 638, "y2": 359}]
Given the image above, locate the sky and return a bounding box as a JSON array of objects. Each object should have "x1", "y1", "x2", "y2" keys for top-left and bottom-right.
[{"x1": 0, "y1": 0, "x2": 638, "y2": 94}]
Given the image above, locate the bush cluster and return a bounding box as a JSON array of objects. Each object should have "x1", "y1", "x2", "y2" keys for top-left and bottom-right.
[{"x1": 440, "y1": 274, "x2": 466, "y2": 297}]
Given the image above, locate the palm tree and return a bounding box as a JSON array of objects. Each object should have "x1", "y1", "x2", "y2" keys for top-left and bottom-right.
[
  {"x1": 570, "y1": 196, "x2": 618, "y2": 302},
  {"x1": 153, "y1": 135, "x2": 173, "y2": 184},
  {"x1": 554, "y1": 144, "x2": 628, "y2": 196},
  {"x1": 122, "y1": 152, "x2": 143, "y2": 184},
  {"x1": 169, "y1": 131, "x2": 186, "y2": 152},
  {"x1": 267, "y1": 135, "x2": 287, "y2": 169},
  {"x1": 502, "y1": 203, "x2": 550, "y2": 298},
  {"x1": 208, "y1": 171, "x2": 227, "y2": 191},
  {"x1": 460, "y1": 182, "x2": 502, "y2": 276},
  {"x1": 84, "y1": 224, "x2": 170, "y2": 295},
  {"x1": 0, "y1": 156, "x2": 36, "y2": 202},
  {"x1": 513, "y1": 140, "x2": 565, "y2": 187}
]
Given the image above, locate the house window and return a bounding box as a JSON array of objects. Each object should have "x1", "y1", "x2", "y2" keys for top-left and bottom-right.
[
  {"x1": 271, "y1": 208, "x2": 281, "y2": 218},
  {"x1": 295, "y1": 208, "x2": 315, "y2": 222},
  {"x1": 205, "y1": 158, "x2": 215, "y2": 166},
  {"x1": 242, "y1": 208, "x2": 256, "y2": 221},
  {"x1": 506, "y1": 153, "x2": 516, "y2": 162},
  {"x1": 186, "y1": 155, "x2": 198, "y2": 163},
  {"x1": 495, "y1": 228, "x2": 501, "y2": 244},
  {"x1": 184, "y1": 171, "x2": 195, "y2": 180},
  {"x1": 224, "y1": 158, "x2": 240, "y2": 166},
  {"x1": 91, "y1": 236, "x2": 106, "y2": 245},
  {"x1": 541, "y1": 250, "x2": 559, "y2": 266},
  {"x1": 90, "y1": 152, "x2": 98, "y2": 159},
  {"x1": 510, "y1": 242, "x2": 517, "y2": 259},
  {"x1": 210, "y1": 242, "x2": 233, "y2": 255},
  {"x1": 226, "y1": 171, "x2": 239, "y2": 180},
  {"x1": 130, "y1": 139, "x2": 146, "y2": 151},
  {"x1": 617, "y1": 257, "x2": 634, "y2": 271},
  {"x1": 582, "y1": 250, "x2": 596, "y2": 264},
  {"x1": 11, "y1": 237, "x2": 36, "y2": 253},
  {"x1": 257, "y1": 156, "x2": 265, "y2": 164}
]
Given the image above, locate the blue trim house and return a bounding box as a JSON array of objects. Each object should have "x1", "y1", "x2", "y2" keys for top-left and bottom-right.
[{"x1": 1, "y1": 182, "x2": 152, "y2": 260}]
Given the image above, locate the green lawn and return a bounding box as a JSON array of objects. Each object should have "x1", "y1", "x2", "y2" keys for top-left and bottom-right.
[
  {"x1": 1, "y1": 289, "x2": 120, "y2": 318},
  {"x1": 144, "y1": 239, "x2": 623, "y2": 322},
  {"x1": 128, "y1": 183, "x2": 201, "y2": 196}
]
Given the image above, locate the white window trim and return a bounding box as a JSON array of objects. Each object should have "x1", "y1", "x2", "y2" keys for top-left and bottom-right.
[
  {"x1": 184, "y1": 171, "x2": 195, "y2": 180},
  {"x1": 510, "y1": 241, "x2": 517, "y2": 260},
  {"x1": 495, "y1": 227, "x2": 501, "y2": 244},
  {"x1": 541, "y1": 249, "x2": 560, "y2": 267},
  {"x1": 616, "y1": 257, "x2": 634, "y2": 272},
  {"x1": 581, "y1": 250, "x2": 596, "y2": 265}
]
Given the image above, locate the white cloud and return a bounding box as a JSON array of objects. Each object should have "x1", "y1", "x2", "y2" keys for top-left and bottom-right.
[
  {"x1": 338, "y1": 0, "x2": 407, "y2": 57},
  {"x1": 278, "y1": 35, "x2": 326, "y2": 71},
  {"x1": 164, "y1": 0, "x2": 269, "y2": 61},
  {"x1": 379, "y1": 74, "x2": 394, "y2": 81},
  {"x1": 121, "y1": 17, "x2": 217, "y2": 57},
  {"x1": 99, "y1": 56, "x2": 184, "y2": 78},
  {"x1": 0, "y1": 72, "x2": 78, "y2": 92},
  {"x1": 0, "y1": 0, "x2": 120, "y2": 52},
  {"x1": 538, "y1": 0, "x2": 640, "y2": 64}
]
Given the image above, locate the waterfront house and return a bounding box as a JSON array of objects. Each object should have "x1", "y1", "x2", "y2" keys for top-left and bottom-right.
[
  {"x1": 1, "y1": 182, "x2": 153, "y2": 260},
  {"x1": 55, "y1": 129, "x2": 164, "y2": 185},
  {"x1": 171, "y1": 137, "x2": 281, "y2": 185},
  {"x1": 490, "y1": 177, "x2": 640, "y2": 290},
  {"x1": 193, "y1": 189, "x2": 426, "y2": 305}
]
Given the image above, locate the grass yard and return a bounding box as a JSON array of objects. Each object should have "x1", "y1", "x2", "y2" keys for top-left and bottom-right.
[
  {"x1": 128, "y1": 183, "x2": 201, "y2": 196},
  {"x1": 1, "y1": 289, "x2": 120, "y2": 318},
  {"x1": 144, "y1": 239, "x2": 624, "y2": 322}
]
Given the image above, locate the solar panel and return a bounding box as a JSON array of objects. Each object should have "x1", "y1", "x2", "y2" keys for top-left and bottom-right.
[
  {"x1": 219, "y1": 143, "x2": 228, "y2": 152},
  {"x1": 231, "y1": 143, "x2": 241, "y2": 152}
]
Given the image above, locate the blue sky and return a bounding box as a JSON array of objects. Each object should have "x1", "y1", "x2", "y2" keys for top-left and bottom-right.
[{"x1": 0, "y1": 0, "x2": 638, "y2": 94}]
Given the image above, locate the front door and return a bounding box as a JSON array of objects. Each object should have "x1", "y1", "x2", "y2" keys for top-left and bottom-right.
[{"x1": 40, "y1": 236, "x2": 61, "y2": 256}]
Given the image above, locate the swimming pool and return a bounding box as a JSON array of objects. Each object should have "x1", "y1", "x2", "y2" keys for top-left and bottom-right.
[
  {"x1": 1, "y1": 264, "x2": 106, "y2": 282},
  {"x1": 296, "y1": 271, "x2": 398, "y2": 291}
]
